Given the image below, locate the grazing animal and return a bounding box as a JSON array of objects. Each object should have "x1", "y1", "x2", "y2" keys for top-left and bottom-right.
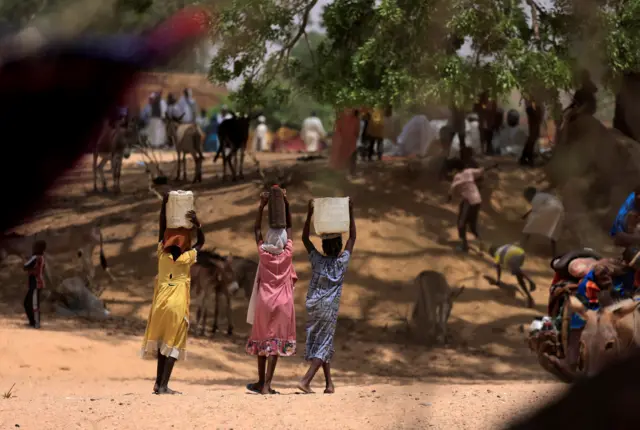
[
  {"x1": 165, "y1": 115, "x2": 204, "y2": 183},
  {"x1": 190, "y1": 250, "x2": 239, "y2": 336},
  {"x1": 214, "y1": 114, "x2": 252, "y2": 181},
  {"x1": 568, "y1": 294, "x2": 640, "y2": 378},
  {"x1": 93, "y1": 119, "x2": 137, "y2": 193},
  {"x1": 412, "y1": 270, "x2": 465, "y2": 343},
  {"x1": 0, "y1": 226, "x2": 113, "y2": 285},
  {"x1": 230, "y1": 256, "x2": 258, "y2": 299}
]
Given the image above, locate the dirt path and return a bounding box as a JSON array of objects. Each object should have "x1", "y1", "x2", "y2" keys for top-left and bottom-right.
[
  {"x1": 0, "y1": 152, "x2": 580, "y2": 428},
  {"x1": 0, "y1": 323, "x2": 562, "y2": 430}
]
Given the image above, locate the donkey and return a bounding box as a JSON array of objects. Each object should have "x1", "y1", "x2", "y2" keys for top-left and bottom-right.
[
  {"x1": 165, "y1": 114, "x2": 204, "y2": 183},
  {"x1": 230, "y1": 256, "x2": 258, "y2": 299},
  {"x1": 93, "y1": 119, "x2": 137, "y2": 193},
  {"x1": 0, "y1": 225, "x2": 113, "y2": 286},
  {"x1": 412, "y1": 270, "x2": 465, "y2": 344},
  {"x1": 568, "y1": 294, "x2": 640, "y2": 378},
  {"x1": 190, "y1": 250, "x2": 239, "y2": 337}
]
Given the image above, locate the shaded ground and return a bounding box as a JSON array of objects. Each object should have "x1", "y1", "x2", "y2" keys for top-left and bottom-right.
[{"x1": 0, "y1": 151, "x2": 595, "y2": 428}]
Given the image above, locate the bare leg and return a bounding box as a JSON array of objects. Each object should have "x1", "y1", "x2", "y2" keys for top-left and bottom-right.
[
  {"x1": 298, "y1": 358, "x2": 323, "y2": 393},
  {"x1": 156, "y1": 356, "x2": 181, "y2": 395},
  {"x1": 322, "y1": 362, "x2": 335, "y2": 393},
  {"x1": 519, "y1": 270, "x2": 537, "y2": 292},
  {"x1": 261, "y1": 356, "x2": 279, "y2": 394},
  {"x1": 247, "y1": 356, "x2": 267, "y2": 393},
  {"x1": 551, "y1": 239, "x2": 557, "y2": 258},
  {"x1": 516, "y1": 273, "x2": 535, "y2": 308},
  {"x1": 154, "y1": 349, "x2": 165, "y2": 393}
]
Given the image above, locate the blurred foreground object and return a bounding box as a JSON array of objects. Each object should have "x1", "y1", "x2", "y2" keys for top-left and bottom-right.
[
  {"x1": 507, "y1": 349, "x2": 640, "y2": 428},
  {"x1": 0, "y1": 7, "x2": 208, "y2": 235}
]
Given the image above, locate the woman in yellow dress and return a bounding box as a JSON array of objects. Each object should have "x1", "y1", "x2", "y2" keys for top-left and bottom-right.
[{"x1": 141, "y1": 193, "x2": 204, "y2": 395}]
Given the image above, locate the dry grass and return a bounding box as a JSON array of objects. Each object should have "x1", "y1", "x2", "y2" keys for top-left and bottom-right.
[{"x1": 3, "y1": 383, "x2": 16, "y2": 399}]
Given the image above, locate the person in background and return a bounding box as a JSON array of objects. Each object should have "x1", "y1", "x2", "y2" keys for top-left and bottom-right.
[
  {"x1": 245, "y1": 192, "x2": 297, "y2": 395},
  {"x1": 196, "y1": 108, "x2": 209, "y2": 130},
  {"x1": 203, "y1": 111, "x2": 219, "y2": 153},
  {"x1": 450, "y1": 103, "x2": 467, "y2": 151},
  {"x1": 177, "y1": 88, "x2": 198, "y2": 124},
  {"x1": 383, "y1": 105, "x2": 399, "y2": 146},
  {"x1": 217, "y1": 105, "x2": 232, "y2": 124},
  {"x1": 610, "y1": 186, "x2": 640, "y2": 247},
  {"x1": 521, "y1": 187, "x2": 564, "y2": 257},
  {"x1": 520, "y1": 96, "x2": 544, "y2": 167},
  {"x1": 447, "y1": 161, "x2": 496, "y2": 252},
  {"x1": 298, "y1": 197, "x2": 356, "y2": 394},
  {"x1": 364, "y1": 107, "x2": 385, "y2": 161},
  {"x1": 301, "y1": 111, "x2": 326, "y2": 153},
  {"x1": 252, "y1": 115, "x2": 269, "y2": 152},
  {"x1": 23, "y1": 240, "x2": 47, "y2": 329},
  {"x1": 165, "y1": 93, "x2": 181, "y2": 120},
  {"x1": 488, "y1": 243, "x2": 536, "y2": 308},
  {"x1": 474, "y1": 92, "x2": 498, "y2": 155},
  {"x1": 140, "y1": 194, "x2": 204, "y2": 395}
]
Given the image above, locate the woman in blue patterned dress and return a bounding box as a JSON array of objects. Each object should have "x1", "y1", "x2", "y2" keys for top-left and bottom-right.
[{"x1": 298, "y1": 198, "x2": 356, "y2": 394}]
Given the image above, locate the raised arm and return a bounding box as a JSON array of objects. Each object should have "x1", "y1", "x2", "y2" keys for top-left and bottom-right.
[
  {"x1": 187, "y1": 211, "x2": 205, "y2": 251},
  {"x1": 344, "y1": 198, "x2": 357, "y2": 254},
  {"x1": 284, "y1": 192, "x2": 292, "y2": 240},
  {"x1": 302, "y1": 199, "x2": 316, "y2": 254},
  {"x1": 255, "y1": 192, "x2": 268, "y2": 245},
  {"x1": 158, "y1": 193, "x2": 169, "y2": 242}
]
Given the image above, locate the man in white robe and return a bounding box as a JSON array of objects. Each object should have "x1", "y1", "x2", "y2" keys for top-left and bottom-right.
[
  {"x1": 301, "y1": 112, "x2": 326, "y2": 152},
  {"x1": 253, "y1": 116, "x2": 269, "y2": 152},
  {"x1": 177, "y1": 88, "x2": 198, "y2": 123}
]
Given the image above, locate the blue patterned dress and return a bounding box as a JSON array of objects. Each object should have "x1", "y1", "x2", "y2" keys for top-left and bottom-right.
[{"x1": 304, "y1": 250, "x2": 351, "y2": 362}]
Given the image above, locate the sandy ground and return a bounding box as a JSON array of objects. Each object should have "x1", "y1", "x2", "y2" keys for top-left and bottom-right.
[{"x1": 0, "y1": 150, "x2": 583, "y2": 429}]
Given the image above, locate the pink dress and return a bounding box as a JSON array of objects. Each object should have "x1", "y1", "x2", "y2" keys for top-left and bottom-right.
[{"x1": 245, "y1": 239, "x2": 298, "y2": 356}]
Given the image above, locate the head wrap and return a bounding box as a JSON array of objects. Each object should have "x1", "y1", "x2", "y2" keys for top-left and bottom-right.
[{"x1": 261, "y1": 228, "x2": 287, "y2": 255}]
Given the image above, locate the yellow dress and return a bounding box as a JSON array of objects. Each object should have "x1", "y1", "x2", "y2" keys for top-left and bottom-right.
[{"x1": 140, "y1": 243, "x2": 197, "y2": 361}]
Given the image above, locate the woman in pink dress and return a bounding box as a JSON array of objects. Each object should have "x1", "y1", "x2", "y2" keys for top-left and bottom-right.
[{"x1": 245, "y1": 192, "x2": 297, "y2": 395}]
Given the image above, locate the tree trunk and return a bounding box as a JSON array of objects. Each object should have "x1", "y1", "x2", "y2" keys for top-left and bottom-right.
[{"x1": 613, "y1": 73, "x2": 640, "y2": 142}]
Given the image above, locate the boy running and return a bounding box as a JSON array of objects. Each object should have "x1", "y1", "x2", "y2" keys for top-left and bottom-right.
[
  {"x1": 448, "y1": 160, "x2": 497, "y2": 252},
  {"x1": 489, "y1": 243, "x2": 536, "y2": 308}
]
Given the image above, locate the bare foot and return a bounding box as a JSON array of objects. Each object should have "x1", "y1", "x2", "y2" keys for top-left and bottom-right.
[
  {"x1": 324, "y1": 384, "x2": 335, "y2": 394},
  {"x1": 153, "y1": 384, "x2": 159, "y2": 394},
  {"x1": 297, "y1": 382, "x2": 315, "y2": 394},
  {"x1": 156, "y1": 387, "x2": 182, "y2": 395}
]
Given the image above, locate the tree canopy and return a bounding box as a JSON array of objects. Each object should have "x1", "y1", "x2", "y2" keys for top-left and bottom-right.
[{"x1": 208, "y1": 0, "x2": 640, "y2": 115}]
